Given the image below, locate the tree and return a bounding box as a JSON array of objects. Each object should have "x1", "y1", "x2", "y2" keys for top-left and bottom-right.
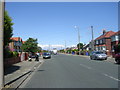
[
  {"x1": 37, "y1": 46, "x2": 42, "y2": 52},
  {"x1": 77, "y1": 43, "x2": 84, "y2": 50},
  {"x1": 4, "y1": 11, "x2": 13, "y2": 47},
  {"x1": 21, "y1": 38, "x2": 39, "y2": 53}
]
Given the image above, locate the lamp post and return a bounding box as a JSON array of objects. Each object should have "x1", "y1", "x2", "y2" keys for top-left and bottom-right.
[
  {"x1": 65, "y1": 40, "x2": 66, "y2": 54},
  {"x1": 0, "y1": 0, "x2": 5, "y2": 89},
  {"x1": 75, "y1": 26, "x2": 80, "y2": 55},
  {"x1": 91, "y1": 26, "x2": 94, "y2": 51}
]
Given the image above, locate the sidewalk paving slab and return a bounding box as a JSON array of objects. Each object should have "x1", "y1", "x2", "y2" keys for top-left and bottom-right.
[{"x1": 3, "y1": 58, "x2": 44, "y2": 89}]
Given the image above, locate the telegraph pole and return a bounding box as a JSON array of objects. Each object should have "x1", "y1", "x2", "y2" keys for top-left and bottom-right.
[
  {"x1": 75, "y1": 26, "x2": 80, "y2": 55},
  {"x1": 65, "y1": 40, "x2": 66, "y2": 53},
  {"x1": 0, "y1": 0, "x2": 5, "y2": 89},
  {"x1": 91, "y1": 26, "x2": 94, "y2": 51}
]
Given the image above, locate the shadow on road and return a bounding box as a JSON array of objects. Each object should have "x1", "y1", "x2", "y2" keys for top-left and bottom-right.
[
  {"x1": 90, "y1": 59, "x2": 106, "y2": 62},
  {"x1": 37, "y1": 70, "x2": 45, "y2": 72},
  {"x1": 4, "y1": 65, "x2": 21, "y2": 75},
  {"x1": 114, "y1": 63, "x2": 120, "y2": 65}
]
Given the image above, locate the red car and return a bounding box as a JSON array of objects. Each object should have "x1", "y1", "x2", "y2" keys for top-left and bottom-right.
[{"x1": 115, "y1": 53, "x2": 120, "y2": 64}]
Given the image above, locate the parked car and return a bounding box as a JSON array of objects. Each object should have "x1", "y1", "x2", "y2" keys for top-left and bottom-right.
[
  {"x1": 115, "y1": 53, "x2": 120, "y2": 64},
  {"x1": 43, "y1": 52, "x2": 51, "y2": 59},
  {"x1": 90, "y1": 51, "x2": 107, "y2": 60}
]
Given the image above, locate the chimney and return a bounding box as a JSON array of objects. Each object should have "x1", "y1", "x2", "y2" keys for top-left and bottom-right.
[{"x1": 102, "y1": 29, "x2": 106, "y2": 35}]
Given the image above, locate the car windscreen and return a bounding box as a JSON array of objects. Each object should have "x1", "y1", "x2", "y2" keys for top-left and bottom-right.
[
  {"x1": 43, "y1": 53, "x2": 50, "y2": 55},
  {"x1": 95, "y1": 52, "x2": 104, "y2": 54}
]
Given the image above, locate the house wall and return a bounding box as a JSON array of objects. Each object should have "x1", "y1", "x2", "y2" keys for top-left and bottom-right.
[
  {"x1": 106, "y1": 39, "x2": 112, "y2": 56},
  {"x1": 9, "y1": 42, "x2": 14, "y2": 51},
  {"x1": 9, "y1": 38, "x2": 23, "y2": 52}
]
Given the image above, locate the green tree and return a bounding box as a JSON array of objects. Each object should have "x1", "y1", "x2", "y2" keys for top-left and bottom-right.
[
  {"x1": 4, "y1": 11, "x2": 13, "y2": 47},
  {"x1": 21, "y1": 38, "x2": 39, "y2": 53},
  {"x1": 77, "y1": 43, "x2": 84, "y2": 50}
]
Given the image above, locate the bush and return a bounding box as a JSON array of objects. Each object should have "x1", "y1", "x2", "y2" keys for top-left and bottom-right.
[
  {"x1": 4, "y1": 49, "x2": 13, "y2": 59},
  {"x1": 13, "y1": 51, "x2": 19, "y2": 57},
  {"x1": 4, "y1": 48, "x2": 19, "y2": 59}
]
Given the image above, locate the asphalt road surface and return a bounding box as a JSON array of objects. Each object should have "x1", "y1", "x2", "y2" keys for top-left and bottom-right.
[{"x1": 22, "y1": 54, "x2": 119, "y2": 88}]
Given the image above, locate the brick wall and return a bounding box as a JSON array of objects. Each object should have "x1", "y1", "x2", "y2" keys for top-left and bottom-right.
[
  {"x1": 106, "y1": 39, "x2": 112, "y2": 56},
  {"x1": 4, "y1": 57, "x2": 21, "y2": 68}
]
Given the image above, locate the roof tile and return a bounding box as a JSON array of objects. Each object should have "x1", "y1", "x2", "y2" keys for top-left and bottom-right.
[{"x1": 95, "y1": 31, "x2": 116, "y2": 40}]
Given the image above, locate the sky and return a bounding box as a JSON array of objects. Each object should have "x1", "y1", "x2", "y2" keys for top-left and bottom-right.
[{"x1": 5, "y1": 2, "x2": 118, "y2": 50}]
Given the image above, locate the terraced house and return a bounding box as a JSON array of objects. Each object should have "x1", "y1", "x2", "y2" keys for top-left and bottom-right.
[
  {"x1": 111, "y1": 30, "x2": 120, "y2": 55},
  {"x1": 9, "y1": 37, "x2": 23, "y2": 52},
  {"x1": 94, "y1": 30, "x2": 116, "y2": 56}
]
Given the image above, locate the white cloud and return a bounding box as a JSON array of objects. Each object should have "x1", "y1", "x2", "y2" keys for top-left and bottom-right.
[
  {"x1": 38, "y1": 44, "x2": 65, "y2": 50},
  {"x1": 38, "y1": 44, "x2": 77, "y2": 50},
  {"x1": 67, "y1": 45, "x2": 77, "y2": 48}
]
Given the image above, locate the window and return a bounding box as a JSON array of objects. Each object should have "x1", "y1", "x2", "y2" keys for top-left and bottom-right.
[
  {"x1": 100, "y1": 39, "x2": 103, "y2": 44},
  {"x1": 111, "y1": 35, "x2": 119, "y2": 41},
  {"x1": 96, "y1": 40, "x2": 99, "y2": 44},
  {"x1": 102, "y1": 46, "x2": 106, "y2": 50},
  {"x1": 119, "y1": 34, "x2": 120, "y2": 40},
  {"x1": 102, "y1": 39, "x2": 105, "y2": 43},
  {"x1": 96, "y1": 47, "x2": 98, "y2": 51},
  {"x1": 116, "y1": 35, "x2": 119, "y2": 41}
]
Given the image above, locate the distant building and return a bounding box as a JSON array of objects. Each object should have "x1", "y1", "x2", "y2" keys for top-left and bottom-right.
[
  {"x1": 94, "y1": 30, "x2": 116, "y2": 56},
  {"x1": 9, "y1": 37, "x2": 23, "y2": 52}
]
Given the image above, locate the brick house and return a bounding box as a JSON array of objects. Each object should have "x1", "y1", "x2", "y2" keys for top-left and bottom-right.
[
  {"x1": 94, "y1": 30, "x2": 116, "y2": 56},
  {"x1": 111, "y1": 30, "x2": 120, "y2": 55},
  {"x1": 9, "y1": 37, "x2": 23, "y2": 52}
]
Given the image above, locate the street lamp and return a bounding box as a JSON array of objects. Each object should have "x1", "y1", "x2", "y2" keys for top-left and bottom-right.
[
  {"x1": 74, "y1": 26, "x2": 80, "y2": 55},
  {"x1": 91, "y1": 26, "x2": 94, "y2": 51},
  {"x1": 65, "y1": 40, "x2": 66, "y2": 54}
]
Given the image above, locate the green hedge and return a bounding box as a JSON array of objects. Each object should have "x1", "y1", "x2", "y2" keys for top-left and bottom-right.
[{"x1": 4, "y1": 49, "x2": 19, "y2": 59}]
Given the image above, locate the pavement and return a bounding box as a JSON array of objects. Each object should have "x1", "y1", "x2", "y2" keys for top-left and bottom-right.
[{"x1": 3, "y1": 57, "x2": 44, "y2": 89}]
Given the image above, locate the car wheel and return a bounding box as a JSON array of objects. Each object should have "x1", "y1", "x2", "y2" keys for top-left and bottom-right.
[
  {"x1": 90, "y1": 56, "x2": 92, "y2": 60},
  {"x1": 93, "y1": 57, "x2": 96, "y2": 60},
  {"x1": 115, "y1": 59, "x2": 120, "y2": 64},
  {"x1": 105, "y1": 58, "x2": 107, "y2": 60}
]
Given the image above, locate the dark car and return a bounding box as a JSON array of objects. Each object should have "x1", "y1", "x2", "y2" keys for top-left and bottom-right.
[
  {"x1": 115, "y1": 53, "x2": 120, "y2": 64},
  {"x1": 90, "y1": 51, "x2": 107, "y2": 60},
  {"x1": 43, "y1": 52, "x2": 51, "y2": 59}
]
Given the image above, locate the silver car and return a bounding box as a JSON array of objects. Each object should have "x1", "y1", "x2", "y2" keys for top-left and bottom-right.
[
  {"x1": 90, "y1": 51, "x2": 107, "y2": 60},
  {"x1": 43, "y1": 52, "x2": 51, "y2": 59}
]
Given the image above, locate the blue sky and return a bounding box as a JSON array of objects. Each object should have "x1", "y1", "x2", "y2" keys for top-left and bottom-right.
[{"x1": 5, "y1": 2, "x2": 118, "y2": 49}]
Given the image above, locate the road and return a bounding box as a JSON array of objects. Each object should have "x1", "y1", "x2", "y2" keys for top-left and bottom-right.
[{"x1": 21, "y1": 54, "x2": 119, "y2": 88}]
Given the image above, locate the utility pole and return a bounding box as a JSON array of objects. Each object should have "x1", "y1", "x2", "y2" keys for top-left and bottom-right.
[
  {"x1": 65, "y1": 40, "x2": 66, "y2": 54},
  {"x1": 91, "y1": 26, "x2": 94, "y2": 51},
  {"x1": 75, "y1": 26, "x2": 80, "y2": 55},
  {"x1": 49, "y1": 44, "x2": 50, "y2": 51},
  {"x1": 0, "y1": 0, "x2": 5, "y2": 89}
]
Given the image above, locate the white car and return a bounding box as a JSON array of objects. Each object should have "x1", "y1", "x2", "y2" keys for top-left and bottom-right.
[{"x1": 90, "y1": 51, "x2": 107, "y2": 60}]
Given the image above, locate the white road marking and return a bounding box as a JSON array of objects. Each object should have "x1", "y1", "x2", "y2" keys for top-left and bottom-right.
[
  {"x1": 103, "y1": 73, "x2": 120, "y2": 81},
  {"x1": 80, "y1": 64, "x2": 93, "y2": 70},
  {"x1": 79, "y1": 64, "x2": 119, "y2": 82}
]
